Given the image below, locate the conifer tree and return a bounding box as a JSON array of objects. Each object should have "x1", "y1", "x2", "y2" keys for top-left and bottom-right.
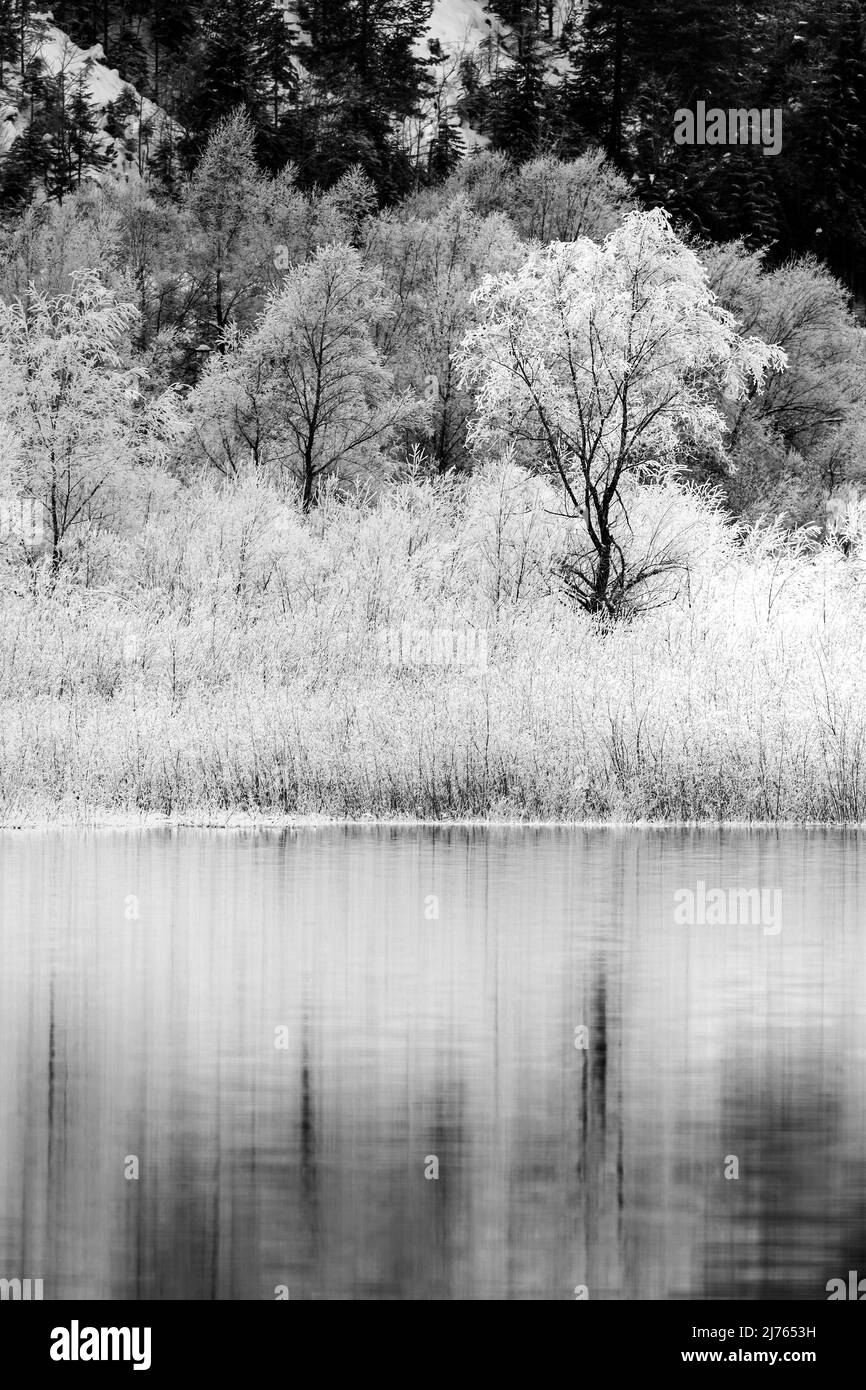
[
  {"x1": 487, "y1": 21, "x2": 551, "y2": 162},
  {"x1": 293, "y1": 0, "x2": 432, "y2": 195},
  {"x1": 0, "y1": 59, "x2": 51, "y2": 205},
  {"x1": 0, "y1": 0, "x2": 19, "y2": 87},
  {"x1": 181, "y1": 0, "x2": 296, "y2": 167},
  {"x1": 427, "y1": 113, "x2": 465, "y2": 183},
  {"x1": 781, "y1": 0, "x2": 866, "y2": 286},
  {"x1": 67, "y1": 68, "x2": 109, "y2": 188},
  {"x1": 150, "y1": 0, "x2": 196, "y2": 106}
]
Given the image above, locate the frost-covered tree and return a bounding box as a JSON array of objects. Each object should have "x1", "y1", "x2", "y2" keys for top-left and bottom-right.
[
  {"x1": 184, "y1": 109, "x2": 274, "y2": 344},
  {"x1": 190, "y1": 244, "x2": 423, "y2": 508},
  {"x1": 0, "y1": 272, "x2": 180, "y2": 571},
  {"x1": 703, "y1": 239, "x2": 866, "y2": 525},
  {"x1": 434, "y1": 150, "x2": 634, "y2": 247},
  {"x1": 365, "y1": 196, "x2": 523, "y2": 470},
  {"x1": 501, "y1": 152, "x2": 634, "y2": 245},
  {"x1": 456, "y1": 208, "x2": 787, "y2": 616}
]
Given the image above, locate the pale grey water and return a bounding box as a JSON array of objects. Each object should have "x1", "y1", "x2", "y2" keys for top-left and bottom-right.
[{"x1": 0, "y1": 827, "x2": 864, "y2": 1301}]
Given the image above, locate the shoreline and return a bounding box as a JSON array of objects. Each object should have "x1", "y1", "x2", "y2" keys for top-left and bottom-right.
[{"x1": 1, "y1": 812, "x2": 865, "y2": 832}]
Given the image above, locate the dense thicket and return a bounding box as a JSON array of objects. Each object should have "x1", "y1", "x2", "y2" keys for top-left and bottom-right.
[
  {"x1": 2, "y1": 2, "x2": 865, "y2": 292},
  {"x1": 0, "y1": 5, "x2": 865, "y2": 590},
  {"x1": 1, "y1": 124, "x2": 863, "y2": 562},
  {"x1": 0, "y1": 11, "x2": 865, "y2": 818}
]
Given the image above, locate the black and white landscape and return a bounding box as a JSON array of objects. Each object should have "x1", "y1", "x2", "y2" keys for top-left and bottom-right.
[{"x1": 1, "y1": 0, "x2": 865, "y2": 1310}]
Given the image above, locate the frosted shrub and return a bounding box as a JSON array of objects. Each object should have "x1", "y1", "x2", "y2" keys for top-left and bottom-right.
[
  {"x1": 460, "y1": 456, "x2": 566, "y2": 614},
  {"x1": 1, "y1": 439, "x2": 866, "y2": 824}
]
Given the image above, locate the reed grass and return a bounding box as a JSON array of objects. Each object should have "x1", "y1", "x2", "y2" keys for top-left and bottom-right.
[{"x1": 1, "y1": 465, "x2": 864, "y2": 824}]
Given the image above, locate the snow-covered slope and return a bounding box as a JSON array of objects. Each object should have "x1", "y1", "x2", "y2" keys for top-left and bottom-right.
[
  {"x1": 428, "y1": 0, "x2": 576, "y2": 50},
  {"x1": 418, "y1": 0, "x2": 573, "y2": 155},
  {"x1": 428, "y1": 0, "x2": 500, "y2": 50},
  {"x1": 1, "y1": 22, "x2": 172, "y2": 180},
  {"x1": 0, "y1": 2, "x2": 577, "y2": 187}
]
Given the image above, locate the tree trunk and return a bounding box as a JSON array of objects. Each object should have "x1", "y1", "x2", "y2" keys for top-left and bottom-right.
[
  {"x1": 301, "y1": 447, "x2": 315, "y2": 511},
  {"x1": 589, "y1": 541, "x2": 612, "y2": 614}
]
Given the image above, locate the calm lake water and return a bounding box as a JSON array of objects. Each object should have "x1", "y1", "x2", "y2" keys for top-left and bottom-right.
[{"x1": 0, "y1": 827, "x2": 864, "y2": 1301}]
